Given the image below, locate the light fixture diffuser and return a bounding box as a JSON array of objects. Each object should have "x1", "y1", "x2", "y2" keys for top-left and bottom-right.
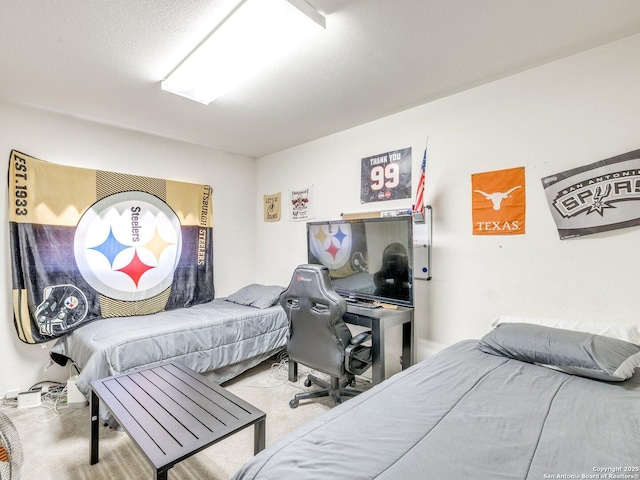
[{"x1": 162, "y1": 0, "x2": 325, "y2": 104}]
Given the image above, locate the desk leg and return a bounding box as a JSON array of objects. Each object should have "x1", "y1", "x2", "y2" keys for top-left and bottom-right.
[
  {"x1": 371, "y1": 323, "x2": 384, "y2": 385},
  {"x1": 254, "y1": 418, "x2": 266, "y2": 454},
  {"x1": 401, "y1": 320, "x2": 413, "y2": 370},
  {"x1": 90, "y1": 390, "x2": 99, "y2": 465},
  {"x1": 288, "y1": 359, "x2": 298, "y2": 382}
]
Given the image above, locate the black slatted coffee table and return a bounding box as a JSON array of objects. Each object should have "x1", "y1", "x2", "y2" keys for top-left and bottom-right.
[{"x1": 90, "y1": 361, "x2": 266, "y2": 480}]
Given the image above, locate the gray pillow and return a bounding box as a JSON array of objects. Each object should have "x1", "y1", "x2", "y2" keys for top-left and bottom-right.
[
  {"x1": 226, "y1": 284, "x2": 284, "y2": 309},
  {"x1": 477, "y1": 322, "x2": 640, "y2": 382}
]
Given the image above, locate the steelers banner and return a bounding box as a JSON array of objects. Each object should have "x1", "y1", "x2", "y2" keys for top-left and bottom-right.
[
  {"x1": 8, "y1": 151, "x2": 214, "y2": 344},
  {"x1": 542, "y1": 149, "x2": 640, "y2": 239}
]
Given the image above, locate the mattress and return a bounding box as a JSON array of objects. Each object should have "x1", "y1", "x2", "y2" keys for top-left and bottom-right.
[
  {"x1": 50, "y1": 298, "x2": 288, "y2": 405},
  {"x1": 232, "y1": 339, "x2": 640, "y2": 479}
]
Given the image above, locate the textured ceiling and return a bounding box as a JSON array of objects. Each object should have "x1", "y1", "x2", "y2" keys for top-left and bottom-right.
[{"x1": 2, "y1": 0, "x2": 640, "y2": 158}]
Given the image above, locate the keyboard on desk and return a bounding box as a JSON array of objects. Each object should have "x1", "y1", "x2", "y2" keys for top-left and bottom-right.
[{"x1": 348, "y1": 301, "x2": 381, "y2": 309}]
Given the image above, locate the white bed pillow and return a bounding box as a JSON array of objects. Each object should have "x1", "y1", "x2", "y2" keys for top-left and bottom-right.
[{"x1": 492, "y1": 316, "x2": 640, "y2": 345}]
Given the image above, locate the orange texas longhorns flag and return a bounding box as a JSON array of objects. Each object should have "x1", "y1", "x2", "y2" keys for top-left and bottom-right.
[{"x1": 472, "y1": 167, "x2": 525, "y2": 235}]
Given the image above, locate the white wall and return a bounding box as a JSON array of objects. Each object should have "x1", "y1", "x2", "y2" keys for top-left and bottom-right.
[
  {"x1": 255, "y1": 34, "x2": 640, "y2": 360},
  {"x1": 0, "y1": 101, "x2": 256, "y2": 397},
  {"x1": 4, "y1": 33, "x2": 640, "y2": 397}
]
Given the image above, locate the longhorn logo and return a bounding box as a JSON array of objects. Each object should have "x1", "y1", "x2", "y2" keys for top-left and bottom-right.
[{"x1": 474, "y1": 186, "x2": 522, "y2": 210}]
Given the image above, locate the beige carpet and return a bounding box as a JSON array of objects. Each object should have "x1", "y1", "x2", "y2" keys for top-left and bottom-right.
[{"x1": 1, "y1": 359, "x2": 363, "y2": 480}]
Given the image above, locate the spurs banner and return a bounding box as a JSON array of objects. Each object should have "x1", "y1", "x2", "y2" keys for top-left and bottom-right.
[
  {"x1": 542, "y1": 149, "x2": 640, "y2": 239},
  {"x1": 8, "y1": 151, "x2": 214, "y2": 344},
  {"x1": 472, "y1": 167, "x2": 525, "y2": 235}
]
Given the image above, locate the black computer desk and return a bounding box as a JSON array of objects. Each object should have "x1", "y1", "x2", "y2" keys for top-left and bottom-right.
[{"x1": 343, "y1": 303, "x2": 414, "y2": 385}]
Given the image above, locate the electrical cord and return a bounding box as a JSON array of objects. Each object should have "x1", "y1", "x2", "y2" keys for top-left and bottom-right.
[
  {"x1": 35, "y1": 384, "x2": 70, "y2": 422},
  {"x1": 4, "y1": 362, "x2": 84, "y2": 421},
  {"x1": 236, "y1": 354, "x2": 291, "y2": 389},
  {"x1": 34, "y1": 361, "x2": 85, "y2": 421},
  {"x1": 0, "y1": 398, "x2": 17, "y2": 410}
]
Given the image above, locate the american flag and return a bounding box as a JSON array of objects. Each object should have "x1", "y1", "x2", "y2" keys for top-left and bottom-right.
[{"x1": 414, "y1": 145, "x2": 427, "y2": 217}]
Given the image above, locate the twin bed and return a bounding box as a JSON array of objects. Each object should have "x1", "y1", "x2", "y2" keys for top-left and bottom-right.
[
  {"x1": 49, "y1": 285, "x2": 288, "y2": 424},
  {"x1": 232, "y1": 318, "x2": 640, "y2": 479}
]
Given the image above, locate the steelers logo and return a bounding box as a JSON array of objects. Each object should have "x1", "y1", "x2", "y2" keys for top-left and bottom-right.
[
  {"x1": 74, "y1": 192, "x2": 182, "y2": 301},
  {"x1": 308, "y1": 223, "x2": 352, "y2": 270},
  {"x1": 64, "y1": 296, "x2": 79, "y2": 309}
]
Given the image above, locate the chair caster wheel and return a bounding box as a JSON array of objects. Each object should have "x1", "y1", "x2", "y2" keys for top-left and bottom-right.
[
  {"x1": 349, "y1": 379, "x2": 356, "y2": 387},
  {"x1": 289, "y1": 399, "x2": 299, "y2": 409},
  {"x1": 304, "y1": 379, "x2": 312, "y2": 387}
]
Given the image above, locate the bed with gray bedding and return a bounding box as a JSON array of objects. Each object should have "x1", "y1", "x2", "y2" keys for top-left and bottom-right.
[
  {"x1": 50, "y1": 289, "x2": 288, "y2": 421},
  {"x1": 232, "y1": 323, "x2": 640, "y2": 479}
]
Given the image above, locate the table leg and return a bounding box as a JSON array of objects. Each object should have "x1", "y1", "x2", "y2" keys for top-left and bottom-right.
[
  {"x1": 401, "y1": 320, "x2": 413, "y2": 370},
  {"x1": 155, "y1": 468, "x2": 168, "y2": 480},
  {"x1": 371, "y1": 323, "x2": 384, "y2": 385},
  {"x1": 254, "y1": 418, "x2": 266, "y2": 454},
  {"x1": 90, "y1": 389, "x2": 99, "y2": 465}
]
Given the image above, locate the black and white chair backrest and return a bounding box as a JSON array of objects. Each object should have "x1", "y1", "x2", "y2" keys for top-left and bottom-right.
[{"x1": 280, "y1": 264, "x2": 350, "y2": 378}]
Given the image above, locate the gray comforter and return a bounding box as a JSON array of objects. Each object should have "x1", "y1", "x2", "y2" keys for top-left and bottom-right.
[
  {"x1": 233, "y1": 340, "x2": 640, "y2": 479},
  {"x1": 50, "y1": 299, "x2": 288, "y2": 403}
]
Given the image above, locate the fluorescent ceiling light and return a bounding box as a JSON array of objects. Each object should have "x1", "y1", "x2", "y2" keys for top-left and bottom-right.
[{"x1": 161, "y1": 0, "x2": 325, "y2": 104}]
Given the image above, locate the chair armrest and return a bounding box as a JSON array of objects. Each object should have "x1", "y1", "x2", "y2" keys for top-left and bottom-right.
[{"x1": 350, "y1": 331, "x2": 371, "y2": 346}]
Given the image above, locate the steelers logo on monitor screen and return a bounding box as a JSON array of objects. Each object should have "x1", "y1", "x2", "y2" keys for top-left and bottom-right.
[
  {"x1": 308, "y1": 223, "x2": 353, "y2": 270},
  {"x1": 74, "y1": 191, "x2": 182, "y2": 301}
]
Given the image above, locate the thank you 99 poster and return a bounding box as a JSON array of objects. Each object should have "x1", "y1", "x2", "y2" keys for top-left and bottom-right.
[{"x1": 360, "y1": 148, "x2": 412, "y2": 203}]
